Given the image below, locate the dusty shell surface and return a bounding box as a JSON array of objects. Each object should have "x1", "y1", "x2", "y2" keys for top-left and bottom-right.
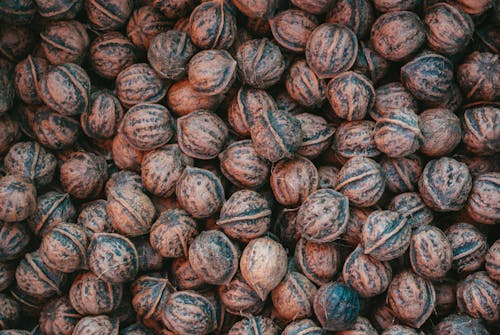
[
  {"x1": 466, "y1": 172, "x2": 500, "y2": 224},
  {"x1": 433, "y1": 314, "x2": 490, "y2": 335},
  {"x1": 60, "y1": 152, "x2": 107, "y2": 199},
  {"x1": 270, "y1": 9, "x2": 318, "y2": 53},
  {"x1": 28, "y1": 191, "x2": 76, "y2": 237},
  {"x1": 167, "y1": 79, "x2": 224, "y2": 117},
  {"x1": 373, "y1": 82, "x2": 419, "y2": 121},
  {"x1": 126, "y1": 5, "x2": 171, "y2": 50},
  {"x1": 326, "y1": 0, "x2": 375, "y2": 39},
  {"x1": 116, "y1": 64, "x2": 167, "y2": 108},
  {"x1": 218, "y1": 274, "x2": 264, "y2": 316},
  {"x1": 189, "y1": 1, "x2": 236, "y2": 50},
  {"x1": 39, "y1": 296, "x2": 81, "y2": 335},
  {"x1": 294, "y1": 238, "x2": 340, "y2": 286},
  {"x1": 458, "y1": 52, "x2": 500, "y2": 102},
  {"x1": 188, "y1": 49, "x2": 236, "y2": 95},
  {"x1": 286, "y1": 59, "x2": 326, "y2": 108},
  {"x1": 14, "y1": 56, "x2": 47, "y2": 105},
  {"x1": 462, "y1": 106, "x2": 500, "y2": 155},
  {"x1": 388, "y1": 270, "x2": 436, "y2": 328},
  {"x1": 85, "y1": 0, "x2": 133, "y2": 31},
  {"x1": 0, "y1": 175, "x2": 36, "y2": 222},
  {"x1": 388, "y1": 192, "x2": 433, "y2": 229},
  {"x1": 39, "y1": 20, "x2": 89, "y2": 65},
  {"x1": 313, "y1": 282, "x2": 360, "y2": 331},
  {"x1": 419, "y1": 108, "x2": 461, "y2": 157},
  {"x1": 81, "y1": 90, "x2": 124, "y2": 140},
  {"x1": 33, "y1": 108, "x2": 80, "y2": 150},
  {"x1": 381, "y1": 154, "x2": 422, "y2": 194},
  {"x1": 228, "y1": 315, "x2": 280, "y2": 335},
  {"x1": 72, "y1": 315, "x2": 119, "y2": 335},
  {"x1": 457, "y1": 271, "x2": 500, "y2": 322},
  {"x1": 89, "y1": 32, "x2": 136, "y2": 80},
  {"x1": 333, "y1": 120, "x2": 379, "y2": 159},
  {"x1": 240, "y1": 236, "x2": 287, "y2": 300},
  {"x1": 446, "y1": 223, "x2": 488, "y2": 274}
]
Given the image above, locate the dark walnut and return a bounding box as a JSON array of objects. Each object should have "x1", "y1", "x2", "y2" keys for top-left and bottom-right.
[
  {"x1": 177, "y1": 110, "x2": 228, "y2": 160},
  {"x1": 33, "y1": 107, "x2": 80, "y2": 150},
  {"x1": 326, "y1": 0, "x2": 375, "y2": 39},
  {"x1": 0, "y1": 221, "x2": 30, "y2": 261},
  {"x1": 371, "y1": 11, "x2": 425, "y2": 61},
  {"x1": 326, "y1": 71, "x2": 375, "y2": 121},
  {"x1": 219, "y1": 140, "x2": 271, "y2": 189},
  {"x1": 60, "y1": 152, "x2": 107, "y2": 199},
  {"x1": 69, "y1": 271, "x2": 123, "y2": 315},
  {"x1": 163, "y1": 290, "x2": 217, "y2": 335},
  {"x1": 381, "y1": 154, "x2": 422, "y2": 193},
  {"x1": 306, "y1": 23, "x2": 358, "y2": 78},
  {"x1": 282, "y1": 319, "x2": 323, "y2": 335},
  {"x1": 84, "y1": 0, "x2": 133, "y2": 31},
  {"x1": 0, "y1": 293, "x2": 21, "y2": 329},
  {"x1": 361, "y1": 210, "x2": 411, "y2": 261},
  {"x1": 4, "y1": 141, "x2": 57, "y2": 186},
  {"x1": 40, "y1": 222, "x2": 88, "y2": 273},
  {"x1": 231, "y1": 0, "x2": 275, "y2": 18},
  {"x1": 0, "y1": 175, "x2": 36, "y2": 222},
  {"x1": 151, "y1": 0, "x2": 194, "y2": 19},
  {"x1": 0, "y1": 262, "x2": 15, "y2": 291},
  {"x1": 0, "y1": 0, "x2": 36, "y2": 25},
  {"x1": 134, "y1": 236, "x2": 163, "y2": 274},
  {"x1": 446, "y1": 222, "x2": 488, "y2": 274},
  {"x1": 228, "y1": 315, "x2": 279, "y2": 335},
  {"x1": 119, "y1": 103, "x2": 174, "y2": 151},
  {"x1": 418, "y1": 157, "x2": 472, "y2": 212},
  {"x1": 166, "y1": 79, "x2": 224, "y2": 117},
  {"x1": 286, "y1": 59, "x2": 326, "y2": 107},
  {"x1": 271, "y1": 271, "x2": 317, "y2": 322},
  {"x1": 419, "y1": 108, "x2": 461, "y2": 157},
  {"x1": 15, "y1": 250, "x2": 66, "y2": 299},
  {"x1": 434, "y1": 314, "x2": 489, "y2": 335},
  {"x1": 148, "y1": 30, "x2": 196, "y2": 80},
  {"x1": 318, "y1": 165, "x2": 339, "y2": 189},
  {"x1": 39, "y1": 20, "x2": 89, "y2": 65},
  {"x1": 486, "y1": 240, "x2": 500, "y2": 282},
  {"x1": 467, "y1": 172, "x2": 500, "y2": 224},
  {"x1": 335, "y1": 317, "x2": 378, "y2": 335},
  {"x1": 227, "y1": 86, "x2": 277, "y2": 138},
  {"x1": 374, "y1": 108, "x2": 423, "y2": 158},
  {"x1": 217, "y1": 190, "x2": 271, "y2": 242},
  {"x1": 107, "y1": 186, "x2": 156, "y2": 237},
  {"x1": 38, "y1": 63, "x2": 91, "y2": 116},
  {"x1": 372, "y1": 303, "x2": 398, "y2": 331},
  {"x1": 81, "y1": 90, "x2": 124, "y2": 140},
  {"x1": 33, "y1": 0, "x2": 82, "y2": 20},
  {"x1": 275, "y1": 90, "x2": 305, "y2": 115},
  {"x1": 250, "y1": 109, "x2": 303, "y2": 162},
  {"x1": 105, "y1": 170, "x2": 143, "y2": 198},
  {"x1": 14, "y1": 56, "x2": 48, "y2": 105},
  {"x1": 457, "y1": 271, "x2": 499, "y2": 322},
  {"x1": 240, "y1": 236, "x2": 287, "y2": 300},
  {"x1": 453, "y1": 0, "x2": 494, "y2": 15},
  {"x1": 410, "y1": 225, "x2": 452, "y2": 280},
  {"x1": 296, "y1": 189, "x2": 348, "y2": 243},
  {"x1": 126, "y1": 5, "x2": 171, "y2": 50},
  {"x1": 0, "y1": 115, "x2": 19, "y2": 154},
  {"x1": 188, "y1": 230, "x2": 239, "y2": 285},
  {"x1": 112, "y1": 133, "x2": 144, "y2": 172},
  {"x1": 188, "y1": 49, "x2": 236, "y2": 95},
  {"x1": 388, "y1": 192, "x2": 433, "y2": 229},
  {"x1": 39, "y1": 297, "x2": 81, "y2": 335},
  {"x1": 296, "y1": 113, "x2": 334, "y2": 159},
  {"x1": 353, "y1": 41, "x2": 390, "y2": 84},
  {"x1": 189, "y1": 1, "x2": 236, "y2": 49},
  {"x1": 342, "y1": 245, "x2": 392, "y2": 298},
  {"x1": 462, "y1": 106, "x2": 500, "y2": 155},
  {"x1": 171, "y1": 257, "x2": 206, "y2": 291},
  {"x1": 373, "y1": 0, "x2": 418, "y2": 12},
  {"x1": 176, "y1": 167, "x2": 225, "y2": 219},
  {"x1": 236, "y1": 38, "x2": 285, "y2": 89},
  {"x1": 0, "y1": 59, "x2": 14, "y2": 115},
  {"x1": 150, "y1": 208, "x2": 198, "y2": 258},
  {"x1": 116, "y1": 64, "x2": 167, "y2": 108},
  {"x1": 218, "y1": 274, "x2": 264, "y2": 316},
  {"x1": 335, "y1": 156, "x2": 385, "y2": 207},
  {"x1": 142, "y1": 144, "x2": 191, "y2": 198},
  {"x1": 72, "y1": 315, "x2": 119, "y2": 335},
  {"x1": 270, "y1": 157, "x2": 319, "y2": 208},
  {"x1": 458, "y1": 52, "x2": 500, "y2": 102},
  {"x1": 401, "y1": 52, "x2": 454, "y2": 106},
  {"x1": 333, "y1": 120, "x2": 380, "y2": 160},
  {"x1": 387, "y1": 270, "x2": 435, "y2": 328},
  {"x1": 434, "y1": 280, "x2": 457, "y2": 317},
  {"x1": 269, "y1": 9, "x2": 318, "y2": 53},
  {"x1": 89, "y1": 32, "x2": 136, "y2": 80},
  {"x1": 28, "y1": 191, "x2": 76, "y2": 237},
  {"x1": 0, "y1": 25, "x2": 36, "y2": 62},
  {"x1": 313, "y1": 282, "x2": 360, "y2": 331},
  {"x1": 273, "y1": 208, "x2": 300, "y2": 248},
  {"x1": 424, "y1": 3, "x2": 473, "y2": 55},
  {"x1": 372, "y1": 82, "x2": 418, "y2": 121}
]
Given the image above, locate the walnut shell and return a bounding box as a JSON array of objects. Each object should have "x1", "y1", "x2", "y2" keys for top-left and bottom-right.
[
  {"x1": 342, "y1": 207, "x2": 373, "y2": 246},
  {"x1": 294, "y1": 238, "x2": 340, "y2": 286},
  {"x1": 218, "y1": 274, "x2": 264, "y2": 316},
  {"x1": 434, "y1": 280, "x2": 457, "y2": 316},
  {"x1": 0, "y1": 0, "x2": 36, "y2": 25},
  {"x1": 446, "y1": 222, "x2": 488, "y2": 274},
  {"x1": 60, "y1": 152, "x2": 107, "y2": 199},
  {"x1": 353, "y1": 40, "x2": 390, "y2": 84},
  {"x1": 361, "y1": 210, "x2": 411, "y2": 261},
  {"x1": 462, "y1": 106, "x2": 500, "y2": 155},
  {"x1": 335, "y1": 157, "x2": 385, "y2": 207},
  {"x1": 333, "y1": 120, "x2": 379, "y2": 159},
  {"x1": 0, "y1": 262, "x2": 15, "y2": 291},
  {"x1": 240, "y1": 237, "x2": 287, "y2": 300},
  {"x1": 452, "y1": 0, "x2": 494, "y2": 15},
  {"x1": 313, "y1": 282, "x2": 360, "y2": 331},
  {"x1": 306, "y1": 23, "x2": 358, "y2": 78},
  {"x1": 269, "y1": 9, "x2": 318, "y2": 53},
  {"x1": 81, "y1": 90, "x2": 124, "y2": 140},
  {"x1": 188, "y1": 230, "x2": 239, "y2": 285},
  {"x1": 458, "y1": 52, "x2": 500, "y2": 102},
  {"x1": 39, "y1": 297, "x2": 81, "y2": 335},
  {"x1": 286, "y1": 59, "x2": 326, "y2": 107},
  {"x1": 126, "y1": 5, "x2": 171, "y2": 50},
  {"x1": 34, "y1": 0, "x2": 82, "y2": 20},
  {"x1": 326, "y1": 0, "x2": 375, "y2": 39},
  {"x1": 188, "y1": 49, "x2": 236, "y2": 95},
  {"x1": 107, "y1": 187, "x2": 156, "y2": 237},
  {"x1": 228, "y1": 315, "x2": 279, "y2": 335},
  {"x1": 33, "y1": 108, "x2": 80, "y2": 150},
  {"x1": 151, "y1": 0, "x2": 194, "y2": 19},
  {"x1": 111, "y1": 133, "x2": 144, "y2": 172},
  {"x1": 189, "y1": 1, "x2": 236, "y2": 49},
  {"x1": 116, "y1": 64, "x2": 167, "y2": 108},
  {"x1": 0, "y1": 175, "x2": 36, "y2": 223},
  {"x1": 335, "y1": 317, "x2": 378, "y2": 335},
  {"x1": 434, "y1": 314, "x2": 489, "y2": 335},
  {"x1": 372, "y1": 303, "x2": 399, "y2": 331},
  {"x1": 371, "y1": 11, "x2": 425, "y2": 61},
  {"x1": 296, "y1": 113, "x2": 334, "y2": 159},
  {"x1": 382, "y1": 325, "x2": 419, "y2": 335},
  {"x1": 419, "y1": 108, "x2": 461, "y2": 157},
  {"x1": 318, "y1": 165, "x2": 339, "y2": 189},
  {"x1": 486, "y1": 240, "x2": 500, "y2": 282},
  {"x1": 0, "y1": 114, "x2": 19, "y2": 154},
  {"x1": 14, "y1": 56, "x2": 47, "y2": 105},
  {"x1": 170, "y1": 257, "x2": 206, "y2": 290},
  {"x1": 381, "y1": 154, "x2": 422, "y2": 194},
  {"x1": 418, "y1": 157, "x2": 472, "y2": 212},
  {"x1": 0, "y1": 221, "x2": 30, "y2": 261},
  {"x1": 388, "y1": 192, "x2": 433, "y2": 229},
  {"x1": 0, "y1": 293, "x2": 21, "y2": 329},
  {"x1": 0, "y1": 60, "x2": 14, "y2": 115},
  {"x1": 372, "y1": 82, "x2": 418, "y2": 121},
  {"x1": 39, "y1": 20, "x2": 89, "y2": 65},
  {"x1": 281, "y1": 319, "x2": 322, "y2": 335},
  {"x1": 343, "y1": 245, "x2": 392, "y2": 298},
  {"x1": 84, "y1": 0, "x2": 133, "y2": 31},
  {"x1": 457, "y1": 271, "x2": 499, "y2": 322},
  {"x1": 28, "y1": 191, "x2": 76, "y2": 237},
  {"x1": 231, "y1": 0, "x2": 275, "y2": 18},
  {"x1": 166, "y1": 79, "x2": 224, "y2": 117},
  {"x1": 89, "y1": 32, "x2": 136, "y2": 80},
  {"x1": 387, "y1": 270, "x2": 435, "y2": 328},
  {"x1": 72, "y1": 315, "x2": 119, "y2": 335},
  {"x1": 134, "y1": 236, "x2": 163, "y2": 274},
  {"x1": 466, "y1": 172, "x2": 500, "y2": 224},
  {"x1": 105, "y1": 171, "x2": 143, "y2": 198},
  {"x1": 120, "y1": 103, "x2": 174, "y2": 151}
]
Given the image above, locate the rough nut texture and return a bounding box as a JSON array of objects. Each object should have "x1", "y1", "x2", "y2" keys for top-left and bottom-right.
[{"x1": 313, "y1": 282, "x2": 360, "y2": 331}]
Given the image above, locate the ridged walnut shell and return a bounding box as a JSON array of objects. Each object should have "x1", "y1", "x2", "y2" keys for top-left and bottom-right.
[
  {"x1": 0, "y1": 0, "x2": 36, "y2": 25},
  {"x1": 341, "y1": 207, "x2": 373, "y2": 246},
  {"x1": 166, "y1": 79, "x2": 224, "y2": 117},
  {"x1": 33, "y1": 108, "x2": 80, "y2": 150},
  {"x1": 112, "y1": 133, "x2": 144, "y2": 172},
  {"x1": 189, "y1": 1, "x2": 236, "y2": 50},
  {"x1": 188, "y1": 49, "x2": 236, "y2": 95},
  {"x1": 84, "y1": 0, "x2": 133, "y2": 31},
  {"x1": 372, "y1": 82, "x2": 418, "y2": 121},
  {"x1": 39, "y1": 20, "x2": 89, "y2": 65},
  {"x1": 28, "y1": 191, "x2": 76, "y2": 237},
  {"x1": 72, "y1": 315, "x2": 119, "y2": 335},
  {"x1": 433, "y1": 314, "x2": 489, "y2": 335},
  {"x1": 361, "y1": 210, "x2": 411, "y2": 261},
  {"x1": 0, "y1": 175, "x2": 36, "y2": 223},
  {"x1": 326, "y1": 0, "x2": 375, "y2": 39},
  {"x1": 467, "y1": 172, "x2": 500, "y2": 224},
  {"x1": 446, "y1": 222, "x2": 488, "y2": 274},
  {"x1": 69, "y1": 272, "x2": 122, "y2": 315},
  {"x1": 269, "y1": 9, "x2": 318, "y2": 53},
  {"x1": 333, "y1": 120, "x2": 379, "y2": 159},
  {"x1": 294, "y1": 238, "x2": 340, "y2": 286},
  {"x1": 306, "y1": 23, "x2": 358, "y2": 78},
  {"x1": 0, "y1": 221, "x2": 30, "y2": 261},
  {"x1": 116, "y1": 64, "x2": 167, "y2": 108},
  {"x1": 218, "y1": 274, "x2": 264, "y2": 316},
  {"x1": 228, "y1": 315, "x2": 279, "y2": 335},
  {"x1": 388, "y1": 192, "x2": 433, "y2": 229},
  {"x1": 171, "y1": 257, "x2": 206, "y2": 291},
  {"x1": 39, "y1": 296, "x2": 81, "y2": 335},
  {"x1": 462, "y1": 106, "x2": 500, "y2": 155},
  {"x1": 335, "y1": 316, "x2": 378, "y2": 335},
  {"x1": 353, "y1": 41, "x2": 390, "y2": 84},
  {"x1": 418, "y1": 157, "x2": 472, "y2": 212},
  {"x1": 60, "y1": 152, "x2": 107, "y2": 199},
  {"x1": 458, "y1": 52, "x2": 500, "y2": 102},
  {"x1": 296, "y1": 113, "x2": 335, "y2": 159},
  {"x1": 126, "y1": 5, "x2": 170, "y2": 50},
  {"x1": 410, "y1": 225, "x2": 452, "y2": 280},
  {"x1": 81, "y1": 90, "x2": 124, "y2": 140},
  {"x1": 89, "y1": 32, "x2": 136, "y2": 80},
  {"x1": 240, "y1": 237, "x2": 287, "y2": 300},
  {"x1": 313, "y1": 282, "x2": 360, "y2": 331},
  {"x1": 486, "y1": 240, "x2": 500, "y2": 282},
  {"x1": 419, "y1": 108, "x2": 461, "y2": 157},
  {"x1": 387, "y1": 270, "x2": 435, "y2": 328},
  {"x1": 14, "y1": 56, "x2": 47, "y2": 105},
  {"x1": 457, "y1": 271, "x2": 499, "y2": 322},
  {"x1": 381, "y1": 154, "x2": 422, "y2": 194},
  {"x1": 285, "y1": 59, "x2": 326, "y2": 107}
]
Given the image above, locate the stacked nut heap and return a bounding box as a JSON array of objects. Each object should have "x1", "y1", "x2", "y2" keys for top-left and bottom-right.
[{"x1": 0, "y1": 0, "x2": 499, "y2": 334}]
